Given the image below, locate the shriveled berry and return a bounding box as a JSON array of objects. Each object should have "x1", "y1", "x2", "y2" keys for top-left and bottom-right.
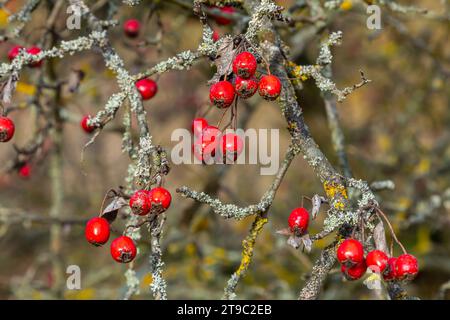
[
  {"x1": 288, "y1": 207, "x2": 310, "y2": 235},
  {"x1": 337, "y1": 238, "x2": 364, "y2": 265},
  {"x1": 191, "y1": 118, "x2": 208, "y2": 137},
  {"x1": 341, "y1": 261, "x2": 367, "y2": 280},
  {"x1": 27, "y1": 46, "x2": 43, "y2": 68},
  {"x1": 235, "y1": 76, "x2": 258, "y2": 99},
  {"x1": 366, "y1": 250, "x2": 389, "y2": 273},
  {"x1": 383, "y1": 257, "x2": 398, "y2": 281},
  {"x1": 136, "y1": 78, "x2": 158, "y2": 100},
  {"x1": 148, "y1": 187, "x2": 172, "y2": 211},
  {"x1": 0, "y1": 116, "x2": 15, "y2": 142},
  {"x1": 220, "y1": 133, "x2": 243, "y2": 162},
  {"x1": 110, "y1": 236, "x2": 137, "y2": 263},
  {"x1": 80, "y1": 115, "x2": 95, "y2": 133},
  {"x1": 233, "y1": 51, "x2": 257, "y2": 78},
  {"x1": 85, "y1": 217, "x2": 110, "y2": 246},
  {"x1": 395, "y1": 254, "x2": 418, "y2": 281},
  {"x1": 258, "y1": 75, "x2": 282, "y2": 100},
  {"x1": 209, "y1": 81, "x2": 235, "y2": 109},
  {"x1": 8, "y1": 45, "x2": 24, "y2": 61},
  {"x1": 123, "y1": 19, "x2": 141, "y2": 38},
  {"x1": 129, "y1": 190, "x2": 151, "y2": 216}
]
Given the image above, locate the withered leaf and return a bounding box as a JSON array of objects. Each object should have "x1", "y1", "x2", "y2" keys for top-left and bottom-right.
[
  {"x1": 276, "y1": 227, "x2": 292, "y2": 236},
  {"x1": 311, "y1": 194, "x2": 327, "y2": 219},
  {"x1": 101, "y1": 196, "x2": 127, "y2": 224},
  {"x1": 209, "y1": 36, "x2": 237, "y2": 84},
  {"x1": 1, "y1": 72, "x2": 18, "y2": 105},
  {"x1": 67, "y1": 69, "x2": 85, "y2": 93}
]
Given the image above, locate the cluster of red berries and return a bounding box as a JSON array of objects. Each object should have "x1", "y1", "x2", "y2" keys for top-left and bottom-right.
[
  {"x1": 337, "y1": 238, "x2": 419, "y2": 281},
  {"x1": 191, "y1": 117, "x2": 243, "y2": 163},
  {"x1": 8, "y1": 45, "x2": 43, "y2": 67},
  {"x1": 85, "y1": 187, "x2": 172, "y2": 263},
  {"x1": 210, "y1": 51, "x2": 282, "y2": 109}
]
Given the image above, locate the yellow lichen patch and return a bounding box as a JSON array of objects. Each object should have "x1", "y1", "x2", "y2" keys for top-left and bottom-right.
[
  {"x1": 235, "y1": 216, "x2": 268, "y2": 277},
  {"x1": 340, "y1": 0, "x2": 353, "y2": 11},
  {"x1": 286, "y1": 61, "x2": 309, "y2": 81},
  {"x1": 16, "y1": 82, "x2": 37, "y2": 96},
  {"x1": 323, "y1": 180, "x2": 348, "y2": 200}
]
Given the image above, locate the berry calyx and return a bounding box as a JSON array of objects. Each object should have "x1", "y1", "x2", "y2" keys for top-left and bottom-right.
[
  {"x1": 8, "y1": 45, "x2": 24, "y2": 61},
  {"x1": 383, "y1": 257, "x2": 398, "y2": 281},
  {"x1": 85, "y1": 217, "x2": 110, "y2": 246},
  {"x1": 258, "y1": 75, "x2": 282, "y2": 101},
  {"x1": 191, "y1": 118, "x2": 208, "y2": 137},
  {"x1": 110, "y1": 236, "x2": 137, "y2": 263},
  {"x1": 123, "y1": 19, "x2": 141, "y2": 38},
  {"x1": 27, "y1": 46, "x2": 43, "y2": 68},
  {"x1": 0, "y1": 116, "x2": 15, "y2": 142},
  {"x1": 341, "y1": 261, "x2": 367, "y2": 280},
  {"x1": 366, "y1": 250, "x2": 389, "y2": 273},
  {"x1": 233, "y1": 51, "x2": 257, "y2": 79},
  {"x1": 234, "y1": 76, "x2": 258, "y2": 99},
  {"x1": 220, "y1": 133, "x2": 243, "y2": 162},
  {"x1": 129, "y1": 190, "x2": 151, "y2": 216},
  {"x1": 288, "y1": 207, "x2": 310, "y2": 235},
  {"x1": 395, "y1": 254, "x2": 418, "y2": 280},
  {"x1": 209, "y1": 81, "x2": 235, "y2": 109},
  {"x1": 148, "y1": 187, "x2": 172, "y2": 211},
  {"x1": 18, "y1": 164, "x2": 31, "y2": 179},
  {"x1": 337, "y1": 238, "x2": 364, "y2": 265},
  {"x1": 212, "y1": 6, "x2": 235, "y2": 25},
  {"x1": 80, "y1": 115, "x2": 95, "y2": 133},
  {"x1": 136, "y1": 78, "x2": 158, "y2": 100}
]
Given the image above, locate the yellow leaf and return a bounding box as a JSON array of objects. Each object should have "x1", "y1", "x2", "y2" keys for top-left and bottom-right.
[
  {"x1": 340, "y1": 0, "x2": 353, "y2": 11},
  {"x1": 0, "y1": 9, "x2": 9, "y2": 28},
  {"x1": 65, "y1": 288, "x2": 95, "y2": 300},
  {"x1": 16, "y1": 82, "x2": 36, "y2": 96}
]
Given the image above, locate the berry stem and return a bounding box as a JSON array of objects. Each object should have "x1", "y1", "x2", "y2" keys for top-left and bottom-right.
[{"x1": 376, "y1": 207, "x2": 407, "y2": 254}]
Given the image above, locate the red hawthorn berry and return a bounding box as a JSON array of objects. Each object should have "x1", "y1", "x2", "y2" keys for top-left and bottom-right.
[
  {"x1": 395, "y1": 254, "x2": 419, "y2": 280},
  {"x1": 212, "y1": 30, "x2": 220, "y2": 42},
  {"x1": 129, "y1": 190, "x2": 151, "y2": 216},
  {"x1": 383, "y1": 257, "x2": 398, "y2": 281},
  {"x1": 234, "y1": 76, "x2": 258, "y2": 99},
  {"x1": 148, "y1": 187, "x2": 172, "y2": 211},
  {"x1": 337, "y1": 238, "x2": 364, "y2": 265},
  {"x1": 366, "y1": 250, "x2": 389, "y2": 273},
  {"x1": 232, "y1": 51, "x2": 257, "y2": 79},
  {"x1": 193, "y1": 125, "x2": 221, "y2": 163},
  {"x1": 258, "y1": 75, "x2": 282, "y2": 101},
  {"x1": 220, "y1": 133, "x2": 243, "y2": 162},
  {"x1": 8, "y1": 45, "x2": 24, "y2": 61},
  {"x1": 80, "y1": 115, "x2": 95, "y2": 133},
  {"x1": 0, "y1": 116, "x2": 15, "y2": 142},
  {"x1": 85, "y1": 217, "x2": 110, "y2": 246},
  {"x1": 27, "y1": 46, "x2": 43, "y2": 68},
  {"x1": 341, "y1": 261, "x2": 367, "y2": 280},
  {"x1": 212, "y1": 6, "x2": 235, "y2": 25},
  {"x1": 110, "y1": 236, "x2": 137, "y2": 263},
  {"x1": 209, "y1": 81, "x2": 235, "y2": 109},
  {"x1": 288, "y1": 207, "x2": 310, "y2": 235},
  {"x1": 18, "y1": 164, "x2": 31, "y2": 179},
  {"x1": 191, "y1": 118, "x2": 208, "y2": 137},
  {"x1": 123, "y1": 19, "x2": 141, "y2": 38},
  {"x1": 136, "y1": 78, "x2": 158, "y2": 100}
]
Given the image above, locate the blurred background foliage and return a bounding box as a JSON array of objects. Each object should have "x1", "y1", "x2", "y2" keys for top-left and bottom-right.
[{"x1": 0, "y1": 0, "x2": 448, "y2": 299}]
